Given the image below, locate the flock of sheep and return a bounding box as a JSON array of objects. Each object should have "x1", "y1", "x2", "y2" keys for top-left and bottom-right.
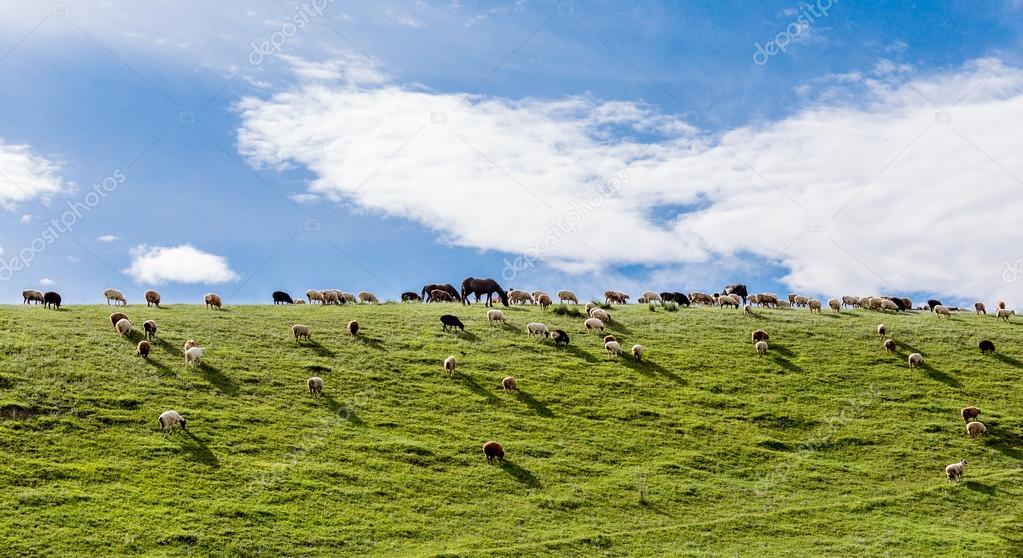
[{"x1": 17, "y1": 280, "x2": 1016, "y2": 475}]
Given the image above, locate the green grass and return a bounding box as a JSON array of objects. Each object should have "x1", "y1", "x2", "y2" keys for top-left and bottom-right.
[{"x1": 1, "y1": 302, "x2": 1021, "y2": 557}]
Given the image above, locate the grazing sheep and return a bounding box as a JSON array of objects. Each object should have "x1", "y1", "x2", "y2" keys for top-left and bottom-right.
[
  {"x1": 185, "y1": 346, "x2": 205, "y2": 367},
  {"x1": 883, "y1": 338, "x2": 896, "y2": 353},
  {"x1": 642, "y1": 291, "x2": 661, "y2": 304},
  {"x1": 204, "y1": 293, "x2": 222, "y2": 309},
  {"x1": 961, "y1": 406, "x2": 981, "y2": 423},
  {"x1": 866, "y1": 297, "x2": 883, "y2": 311},
  {"x1": 603, "y1": 335, "x2": 617, "y2": 344},
  {"x1": 755, "y1": 293, "x2": 778, "y2": 307},
  {"x1": 508, "y1": 289, "x2": 533, "y2": 305},
  {"x1": 808, "y1": 299, "x2": 822, "y2": 313},
  {"x1": 443, "y1": 355, "x2": 457, "y2": 373},
  {"x1": 158, "y1": 410, "x2": 186, "y2": 433},
  {"x1": 975, "y1": 302, "x2": 987, "y2": 315},
  {"x1": 183, "y1": 339, "x2": 197, "y2": 351},
  {"x1": 110, "y1": 312, "x2": 129, "y2": 328},
  {"x1": 292, "y1": 324, "x2": 311, "y2": 341},
  {"x1": 115, "y1": 318, "x2": 132, "y2": 337},
  {"x1": 537, "y1": 294, "x2": 552, "y2": 310},
  {"x1": 482, "y1": 441, "x2": 504, "y2": 464},
  {"x1": 878, "y1": 299, "x2": 899, "y2": 312},
  {"x1": 322, "y1": 290, "x2": 340, "y2": 305},
  {"x1": 344, "y1": 320, "x2": 358, "y2": 337},
  {"x1": 440, "y1": 314, "x2": 465, "y2": 332},
  {"x1": 908, "y1": 353, "x2": 923, "y2": 368},
  {"x1": 143, "y1": 320, "x2": 157, "y2": 340},
  {"x1": 589, "y1": 308, "x2": 611, "y2": 323},
  {"x1": 604, "y1": 340, "x2": 622, "y2": 358},
  {"x1": 584, "y1": 317, "x2": 605, "y2": 332},
  {"x1": 632, "y1": 344, "x2": 644, "y2": 361},
  {"x1": 841, "y1": 295, "x2": 859, "y2": 308},
  {"x1": 877, "y1": 324, "x2": 887, "y2": 339},
  {"x1": 307, "y1": 376, "x2": 324, "y2": 397},
  {"x1": 927, "y1": 299, "x2": 943, "y2": 311},
  {"x1": 551, "y1": 329, "x2": 570, "y2": 347},
  {"x1": 103, "y1": 288, "x2": 127, "y2": 306},
  {"x1": 793, "y1": 295, "x2": 809, "y2": 307},
  {"x1": 487, "y1": 309, "x2": 506, "y2": 324},
  {"x1": 755, "y1": 340, "x2": 768, "y2": 356},
  {"x1": 751, "y1": 330, "x2": 769, "y2": 343},
  {"x1": 401, "y1": 291, "x2": 422, "y2": 302},
  {"x1": 557, "y1": 290, "x2": 579, "y2": 304},
  {"x1": 22, "y1": 289, "x2": 44, "y2": 304},
  {"x1": 978, "y1": 339, "x2": 996, "y2": 354},
  {"x1": 306, "y1": 289, "x2": 325, "y2": 304},
  {"x1": 272, "y1": 291, "x2": 293, "y2": 304},
  {"x1": 43, "y1": 291, "x2": 61, "y2": 310},
  {"x1": 604, "y1": 290, "x2": 629, "y2": 305},
  {"x1": 966, "y1": 421, "x2": 988, "y2": 438},
  {"x1": 933, "y1": 305, "x2": 952, "y2": 319},
  {"x1": 997, "y1": 308, "x2": 1015, "y2": 322},
  {"x1": 744, "y1": 303, "x2": 754, "y2": 316},
  {"x1": 717, "y1": 294, "x2": 741, "y2": 309},
  {"x1": 526, "y1": 322, "x2": 550, "y2": 339},
  {"x1": 828, "y1": 298, "x2": 841, "y2": 312},
  {"x1": 293, "y1": 299, "x2": 305, "y2": 304},
  {"x1": 531, "y1": 290, "x2": 549, "y2": 301},
  {"x1": 358, "y1": 291, "x2": 379, "y2": 304},
  {"x1": 945, "y1": 460, "x2": 966, "y2": 482},
  {"x1": 502, "y1": 376, "x2": 517, "y2": 392},
  {"x1": 144, "y1": 290, "x2": 161, "y2": 307},
  {"x1": 136, "y1": 340, "x2": 151, "y2": 358},
  {"x1": 341, "y1": 292, "x2": 358, "y2": 304},
  {"x1": 998, "y1": 301, "x2": 1006, "y2": 310},
  {"x1": 429, "y1": 289, "x2": 456, "y2": 303},
  {"x1": 585, "y1": 302, "x2": 597, "y2": 312}
]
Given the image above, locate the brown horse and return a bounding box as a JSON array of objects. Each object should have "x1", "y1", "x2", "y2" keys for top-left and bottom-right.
[
  {"x1": 460, "y1": 277, "x2": 509, "y2": 307},
  {"x1": 421, "y1": 283, "x2": 459, "y2": 302}
]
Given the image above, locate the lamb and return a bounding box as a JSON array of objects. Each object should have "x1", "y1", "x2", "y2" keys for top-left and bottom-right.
[
  {"x1": 306, "y1": 290, "x2": 325, "y2": 304},
  {"x1": 604, "y1": 340, "x2": 622, "y2": 358},
  {"x1": 996, "y1": 308, "x2": 1015, "y2": 322},
  {"x1": 292, "y1": 324, "x2": 311, "y2": 341},
  {"x1": 557, "y1": 290, "x2": 578, "y2": 304},
  {"x1": 883, "y1": 338, "x2": 896, "y2": 353},
  {"x1": 807, "y1": 299, "x2": 822, "y2": 313},
  {"x1": 933, "y1": 305, "x2": 951, "y2": 318},
  {"x1": 347, "y1": 320, "x2": 359, "y2": 337},
  {"x1": 589, "y1": 308, "x2": 611, "y2": 322},
  {"x1": 866, "y1": 297, "x2": 882, "y2": 311},
  {"x1": 144, "y1": 290, "x2": 161, "y2": 307},
  {"x1": 158, "y1": 410, "x2": 186, "y2": 433},
  {"x1": 43, "y1": 291, "x2": 61, "y2": 310},
  {"x1": 110, "y1": 312, "x2": 129, "y2": 328},
  {"x1": 755, "y1": 340, "x2": 768, "y2": 356},
  {"x1": 183, "y1": 339, "x2": 197, "y2": 351},
  {"x1": 908, "y1": 353, "x2": 923, "y2": 368},
  {"x1": 358, "y1": 291, "x2": 379, "y2": 304},
  {"x1": 978, "y1": 339, "x2": 995, "y2": 354},
  {"x1": 443, "y1": 355, "x2": 457, "y2": 373},
  {"x1": 526, "y1": 322, "x2": 550, "y2": 339},
  {"x1": 877, "y1": 324, "x2": 887, "y2": 339},
  {"x1": 204, "y1": 293, "x2": 222, "y2": 309},
  {"x1": 632, "y1": 344, "x2": 644, "y2": 361},
  {"x1": 828, "y1": 298, "x2": 841, "y2": 312},
  {"x1": 22, "y1": 289, "x2": 44, "y2": 304},
  {"x1": 115, "y1": 318, "x2": 132, "y2": 336},
  {"x1": 440, "y1": 314, "x2": 465, "y2": 331},
  {"x1": 136, "y1": 340, "x2": 151, "y2": 358},
  {"x1": 482, "y1": 440, "x2": 504, "y2": 464},
  {"x1": 487, "y1": 309, "x2": 506, "y2": 324},
  {"x1": 536, "y1": 294, "x2": 552, "y2": 310},
  {"x1": 975, "y1": 302, "x2": 986, "y2": 315},
  {"x1": 430, "y1": 289, "x2": 456, "y2": 303},
  {"x1": 143, "y1": 320, "x2": 157, "y2": 340},
  {"x1": 961, "y1": 406, "x2": 981, "y2": 423},
  {"x1": 945, "y1": 460, "x2": 966, "y2": 482},
  {"x1": 185, "y1": 346, "x2": 205, "y2": 367},
  {"x1": 307, "y1": 376, "x2": 324, "y2": 397},
  {"x1": 551, "y1": 329, "x2": 570, "y2": 346},
  {"x1": 584, "y1": 317, "x2": 605, "y2": 332},
  {"x1": 103, "y1": 288, "x2": 127, "y2": 306},
  {"x1": 501, "y1": 376, "x2": 517, "y2": 392},
  {"x1": 751, "y1": 330, "x2": 769, "y2": 343},
  {"x1": 966, "y1": 421, "x2": 987, "y2": 438}
]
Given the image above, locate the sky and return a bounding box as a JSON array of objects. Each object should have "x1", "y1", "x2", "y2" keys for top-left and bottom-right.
[{"x1": 1, "y1": 0, "x2": 1023, "y2": 306}]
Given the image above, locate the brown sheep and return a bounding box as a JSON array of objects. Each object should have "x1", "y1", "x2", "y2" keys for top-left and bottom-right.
[
  {"x1": 347, "y1": 320, "x2": 359, "y2": 337},
  {"x1": 143, "y1": 320, "x2": 157, "y2": 340},
  {"x1": 883, "y1": 338, "x2": 896, "y2": 353},
  {"x1": 292, "y1": 324, "x2": 311, "y2": 341},
  {"x1": 430, "y1": 289, "x2": 455, "y2": 303},
  {"x1": 307, "y1": 376, "x2": 324, "y2": 397},
  {"x1": 752, "y1": 330, "x2": 769, "y2": 343},
  {"x1": 975, "y1": 302, "x2": 986, "y2": 315},
  {"x1": 501, "y1": 376, "x2": 517, "y2": 392},
  {"x1": 204, "y1": 293, "x2": 222, "y2": 309},
  {"x1": 537, "y1": 293, "x2": 552, "y2": 310},
  {"x1": 110, "y1": 312, "x2": 129, "y2": 328},
  {"x1": 144, "y1": 290, "x2": 161, "y2": 307},
  {"x1": 961, "y1": 406, "x2": 981, "y2": 423},
  {"x1": 482, "y1": 440, "x2": 505, "y2": 464},
  {"x1": 136, "y1": 340, "x2": 151, "y2": 358},
  {"x1": 877, "y1": 324, "x2": 886, "y2": 339}
]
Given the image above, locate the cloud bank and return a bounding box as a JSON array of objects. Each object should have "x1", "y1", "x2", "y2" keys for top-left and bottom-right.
[
  {"x1": 0, "y1": 140, "x2": 69, "y2": 209},
  {"x1": 126, "y1": 244, "x2": 239, "y2": 285}
]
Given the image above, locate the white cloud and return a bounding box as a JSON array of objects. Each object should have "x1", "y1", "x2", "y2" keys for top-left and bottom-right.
[
  {"x1": 237, "y1": 56, "x2": 1023, "y2": 306},
  {"x1": 97, "y1": 235, "x2": 120, "y2": 242},
  {"x1": 125, "y1": 244, "x2": 239, "y2": 284},
  {"x1": 19, "y1": 214, "x2": 31, "y2": 224},
  {"x1": 0, "y1": 140, "x2": 69, "y2": 209},
  {"x1": 39, "y1": 278, "x2": 55, "y2": 286}
]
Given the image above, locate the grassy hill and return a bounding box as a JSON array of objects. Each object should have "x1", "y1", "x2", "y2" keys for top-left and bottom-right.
[{"x1": 0, "y1": 301, "x2": 1021, "y2": 557}]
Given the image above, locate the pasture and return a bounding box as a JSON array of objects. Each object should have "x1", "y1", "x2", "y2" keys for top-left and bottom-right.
[{"x1": 0, "y1": 302, "x2": 1021, "y2": 556}]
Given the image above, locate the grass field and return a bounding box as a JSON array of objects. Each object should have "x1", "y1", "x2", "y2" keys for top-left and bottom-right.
[{"x1": 1, "y1": 301, "x2": 1021, "y2": 556}]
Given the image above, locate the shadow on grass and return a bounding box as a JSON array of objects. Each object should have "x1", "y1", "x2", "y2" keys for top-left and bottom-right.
[
  {"x1": 198, "y1": 362, "x2": 239, "y2": 396},
  {"x1": 298, "y1": 339, "x2": 334, "y2": 357},
  {"x1": 321, "y1": 395, "x2": 366, "y2": 425},
  {"x1": 770, "y1": 354, "x2": 802, "y2": 372},
  {"x1": 500, "y1": 460, "x2": 540, "y2": 488},
  {"x1": 562, "y1": 344, "x2": 599, "y2": 363},
  {"x1": 986, "y1": 431, "x2": 1023, "y2": 460},
  {"x1": 454, "y1": 371, "x2": 498, "y2": 402},
  {"x1": 919, "y1": 364, "x2": 962, "y2": 389},
  {"x1": 153, "y1": 338, "x2": 177, "y2": 355},
  {"x1": 964, "y1": 480, "x2": 997, "y2": 495},
  {"x1": 355, "y1": 336, "x2": 385, "y2": 350},
  {"x1": 513, "y1": 391, "x2": 554, "y2": 417},
  {"x1": 772, "y1": 344, "x2": 796, "y2": 358},
  {"x1": 620, "y1": 357, "x2": 686, "y2": 385},
  {"x1": 993, "y1": 353, "x2": 1023, "y2": 369},
  {"x1": 607, "y1": 320, "x2": 632, "y2": 335},
  {"x1": 178, "y1": 431, "x2": 219, "y2": 468},
  {"x1": 143, "y1": 357, "x2": 173, "y2": 375}
]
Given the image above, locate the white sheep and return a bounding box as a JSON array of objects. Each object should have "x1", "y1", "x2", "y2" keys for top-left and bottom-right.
[
  {"x1": 526, "y1": 322, "x2": 550, "y2": 339},
  {"x1": 718, "y1": 294, "x2": 740, "y2": 309},
  {"x1": 584, "y1": 317, "x2": 605, "y2": 332},
  {"x1": 744, "y1": 303, "x2": 753, "y2": 316},
  {"x1": 103, "y1": 288, "x2": 127, "y2": 306},
  {"x1": 908, "y1": 353, "x2": 923, "y2": 368},
  {"x1": 158, "y1": 410, "x2": 186, "y2": 433},
  {"x1": 828, "y1": 298, "x2": 841, "y2": 312},
  {"x1": 604, "y1": 340, "x2": 622, "y2": 358},
  {"x1": 185, "y1": 346, "x2": 205, "y2": 367},
  {"x1": 115, "y1": 318, "x2": 132, "y2": 336},
  {"x1": 292, "y1": 324, "x2": 311, "y2": 341},
  {"x1": 306, "y1": 289, "x2": 325, "y2": 304},
  {"x1": 966, "y1": 421, "x2": 987, "y2": 438},
  {"x1": 642, "y1": 291, "x2": 661, "y2": 304},
  {"x1": 879, "y1": 299, "x2": 899, "y2": 312},
  {"x1": 307, "y1": 376, "x2": 324, "y2": 397},
  {"x1": 945, "y1": 459, "x2": 966, "y2": 482},
  {"x1": 487, "y1": 309, "x2": 506, "y2": 324},
  {"x1": 443, "y1": 355, "x2": 456, "y2": 373},
  {"x1": 558, "y1": 290, "x2": 579, "y2": 304},
  {"x1": 997, "y1": 308, "x2": 1015, "y2": 322},
  {"x1": 933, "y1": 305, "x2": 952, "y2": 318},
  {"x1": 632, "y1": 344, "x2": 644, "y2": 361},
  {"x1": 755, "y1": 340, "x2": 768, "y2": 356},
  {"x1": 358, "y1": 291, "x2": 379, "y2": 304},
  {"x1": 589, "y1": 308, "x2": 611, "y2": 322}
]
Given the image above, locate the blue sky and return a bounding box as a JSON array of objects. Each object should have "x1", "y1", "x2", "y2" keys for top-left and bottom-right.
[{"x1": 2, "y1": 0, "x2": 1023, "y2": 305}]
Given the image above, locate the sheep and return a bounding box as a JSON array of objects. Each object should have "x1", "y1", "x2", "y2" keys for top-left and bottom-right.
[
  {"x1": 401, "y1": 291, "x2": 422, "y2": 302},
  {"x1": 143, "y1": 320, "x2": 157, "y2": 340},
  {"x1": 440, "y1": 314, "x2": 465, "y2": 332},
  {"x1": 531, "y1": 290, "x2": 549, "y2": 301},
  {"x1": 526, "y1": 322, "x2": 550, "y2": 339},
  {"x1": 110, "y1": 312, "x2": 129, "y2": 328},
  {"x1": 272, "y1": 291, "x2": 293, "y2": 304},
  {"x1": 756, "y1": 293, "x2": 779, "y2": 307},
  {"x1": 43, "y1": 291, "x2": 61, "y2": 309},
  {"x1": 292, "y1": 324, "x2": 311, "y2": 341},
  {"x1": 945, "y1": 459, "x2": 966, "y2": 482},
  {"x1": 508, "y1": 289, "x2": 533, "y2": 305},
  {"x1": 927, "y1": 299, "x2": 943, "y2": 311},
  {"x1": 103, "y1": 288, "x2": 127, "y2": 306},
  {"x1": 878, "y1": 299, "x2": 899, "y2": 312},
  {"x1": 589, "y1": 308, "x2": 611, "y2": 323},
  {"x1": 841, "y1": 295, "x2": 859, "y2": 308},
  {"x1": 908, "y1": 353, "x2": 923, "y2": 368},
  {"x1": 751, "y1": 330, "x2": 769, "y2": 343},
  {"x1": 793, "y1": 295, "x2": 809, "y2": 307},
  {"x1": 933, "y1": 305, "x2": 951, "y2": 319},
  {"x1": 585, "y1": 302, "x2": 597, "y2": 312},
  {"x1": 22, "y1": 289, "x2": 44, "y2": 304},
  {"x1": 717, "y1": 294, "x2": 740, "y2": 309},
  {"x1": 557, "y1": 290, "x2": 578, "y2": 304},
  {"x1": 482, "y1": 441, "x2": 504, "y2": 464},
  {"x1": 136, "y1": 340, "x2": 151, "y2": 358},
  {"x1": 341, "y1": 292, "x2": 357, "y2": 304},
  {"x1": 358, "y1": 291, "x2": 379, "y2": 304},
  {"x1": 877, "y1": 324, "x2": 887, "y2": 339},
  {"x1": 961, "y1": 406, "x2": 981, "y2": 423},
  {"x1": 293, "y1": 299, "x2": 306, "y2": 304},
  {"x1": 642, "y1": 291, "x2": 661, "y2": 304},
  {"x1": 584, "y1": 317, "x2": 605, "y2": 332},
  {"x1": 185, "y1": 346, "x2": 205, "y2": 367},
  {"x1": 501, "y1": 376, "x2": 517, "y2": 392},
  {"x1": 975, "y1": 302, "x2": 987, "y2": 315},
  {"x1": 632, "y1": 344, "x2": 644, "y2": 361},
  {"x1": 747, "y1": 294, "x2": 761, "y2": 305},
  {"x1": 604, "y1": 290, "x2": 629, "y2": 304},
  {"x1": 883, "y1": 338, "x2": 896, "y2": 353},
  {"x1": 443, "y1": 355, "x2": 456, "y2": 373},
  {"x1": 755, "y1": 340, "x2": 768, "y2": 356},
  {"x1": 307, "y1": 376, "x2": 324, "y2": 397},
  {"x1": 487, "y1": 309, "x2": 506, "y2": 324},
  {"x1": 537, "y1": 294, "x2": 552, "y2": 311},
  {"x1": 551, "y1": 329, "x2": 570, "y2": 346},
  {"x1": 866, "y1": 297, "x2": 882, "y2": 311},
  {"x1": 604, "y1": 340, "x2": 622, "y2": 358},
  {"x1": 603, "y1": 335, "x2": 617, "y2": 344},
  {"x1": 306, "y1": 289, "x2": 325, "y2": 304},
  {"x1": 158, "y1": 410, "x2": 186, "y2": 433},
  {"x1": 345, "y1": 320, "x2": 359, "y2": 337},
  {"x1": 744, "y1": 303, "x2": 754, "y2": 316},
  {"x1": 430, "y1": 289, "x2": 456, "y2": 303},
  {"x1": 321, "y1": 290, "x2": 340, "y2": 305},
  {"x1": 996, "y1": 309, "x2": 1015, "y2": 322},
  {"x1": 183, "y1": 339, "x2": 197, "y2": 352},
  {"x1": 966, "y1": 421, "x2": 987, "y2": 438},
  {"x1": 144, "y1": 290, "x2": 161, "y2": 307},
  {"x1": 204, "y1": 293, "x2": 222, "y2": 310},
  {"x1": 115, "y1": 318, "x2": 132, "y2": 336},
  {"x1": 808, "y1": 299, "x2": 822, "y2": 313},
  {"x1": 978, "y1": 339, "x2": 996, "y2": 354},
  {"x1": 998, "y1": 301, "x2": 1006, "y2": 310}
]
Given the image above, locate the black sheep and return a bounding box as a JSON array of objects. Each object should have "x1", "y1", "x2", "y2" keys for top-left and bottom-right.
[
  {"x1": 272, "y1": 291, "x2": 294, "y2": 305},
  {"x1": 979, "y1": 339, "x2": 996, "y2": 354},
  {"x1": 401, "y1": 291, "x2": 422, "y2": 302},
  {"x1": 440, "y1": 314, "x2": 464, "y2": 331},
  {"x1": 43, "y1": 291, "x2": 61, "y2": 310},
  {"x1": 552, "y1": 329, "x2": 570, "y2": 346},
  {"x1": 927, "y1": 299, "x2": 942, "y2": 311}
]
